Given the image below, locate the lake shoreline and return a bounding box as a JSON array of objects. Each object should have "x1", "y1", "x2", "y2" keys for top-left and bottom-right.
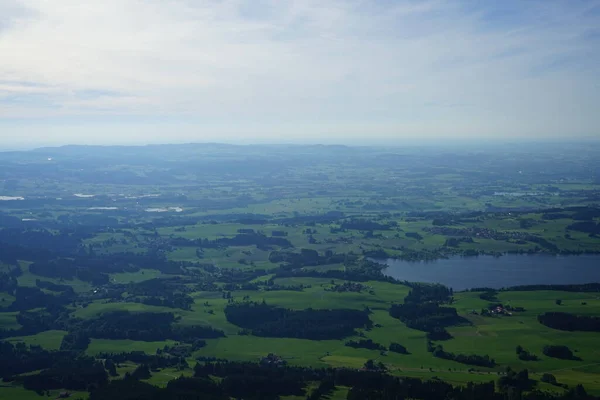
[{"x1": 373, "y1": 254, "x2": 600, "y2": 291}]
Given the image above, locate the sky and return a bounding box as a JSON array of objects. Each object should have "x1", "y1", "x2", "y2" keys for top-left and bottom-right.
[{"x1": 0, "y1": 0, "x2": 599, "y2": 148}]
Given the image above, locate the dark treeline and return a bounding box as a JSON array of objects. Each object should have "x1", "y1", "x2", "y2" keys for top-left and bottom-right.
[
  {"x1": 194, "y1": 361, "x2": 596, "y2": 400},
  {"x1": 543, "y1": 345, "x2": 579, "y2": 360},
  {"x1": 60, "y1": 331, "x2": 91, "y2": 352},
  {"x1": 271, "y1": 211, "x2": 345, "y2": 226},
  {"x1": 72, "y1": 311, "x2": 225, "y2": 344},
  {"x1": 389, "y1": 283, "x2": 462, "y2": 341},
  {"x1": 269, "y1": 248, "x2": 347, "y2": 266},
  {"x1": 20, "y1": 358, "x2": 108, "y2": 393},
  {"x1": 406, "y1": 210, "x2": 484, "y2": 219},
  {"x1": 0, "y1": 242, "x2": 58, "y2": 265},
  {"x1": 567, "y1": 221, "x2": 600, "y2": 235},
  {"x1": 119, "y1": 276, "x2": 194, "y2": 295},
  {"x1": 118, "y1": 277, "x2": 195, "y2": 310},
  {"x1": 389, "y1": 342, "x2": 409, "y2": 354},
  {"x1": 171, "y1": 232, "x2": 293, "y2": 250},
  {"x1": 0, "y1": 306, "x2": 70, "y2": 339},
  {"x1": 1, "y1": 286, "x2": 75, "y2": 312},
  {"x1": 431, "y1": 344, "x2": 496, "y2": 368},
  {"x1": 0, "y1": 227, "x2": 87, "y2": 253},
  {"x1": 340, "y1": 218, "x2": 395, "y2": 231},
  {"x1": 1, "y1": 307, "x2": 226, "y2": 346},
  {"x1": 527, "y1": 236, "x2": 560, "y2": 252},
  {"x1": 497, "y1": 368, "x2": 535, "y2": 396},
  {"x1": 403, "y1": 283, "x2": 453, "y2": 303},
  {"x1": 0, "y1": 341, "x2": 109, "y2": 392},
  {"x1": 28, "y1": 251, "x2": 190, "y2": 282},
  {"x1": 274, "y1": 258, "x2": 401, "y2": 285},
  {"x1": 224, "y1": 301, "x2": 372, "y2": 340},
  {"x1": 479, "y1": 289, "x2": 499, "y2": 301},
  {"x1": 0, "y1": 341, "x2": 69, "y2": 378},
  {"x1": 407, "y1": 205, "x2": 600, "y2": 222},
  {"x1": 91, "y1": 376, "x2": 228, "y2": 400},
  {"x1": 389, "y1": 302, "x2": 464, "y2": 333},
  {"x1": 307, "y1": 378, "x2": 335, "y2": 400},
  {"x1": 516, "y1": 345, "x2": 539, "y2": 361},
  {"x1": 274, "y1": 266, "x2": 395, "y2": 283},
  {"x1": 345, "y1": 338, "x2": 386, "y2": 351},
  {"x1": 221, "y1": 278, "x2": 306, "y2": 292},
  {"x1": 140, "y1": 294, "x2": 194, "y2": 310},
  {"x1": 503, "y1": 283, "x2": 600, "y2": 293},
  {"x1": 215, "y1": 267, "x2": 268, "y2": 284},
  {"x1": 1, "y1": 240, "x2": 202, "y2": 288},
  {"x1": 4, "y1": 344, "x2": 598, "y2": 400},
  {"x1": 538, "y1": 312, "x2": 600, "y2": 332},
  {"x1": 29, "y1": 259, "x2": 109, "y2": 285},
  {"x1": 96, "y1": 351, "x2": 187, "y2": 369}
]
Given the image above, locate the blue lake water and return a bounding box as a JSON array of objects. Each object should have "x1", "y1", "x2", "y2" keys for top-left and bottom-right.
[{"x1": 376, "y1": 254, "x2": 600, "y2": 291}]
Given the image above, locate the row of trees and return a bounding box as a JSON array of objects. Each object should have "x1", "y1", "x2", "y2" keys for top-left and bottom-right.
[
  {"x1": 268, "y1": 248, "x2": 347, "y2": 267},
  {"x1": 3, "y1": 341, "x2": 597, "y2": 400},
  {"x1": 0, "y1": 286, "x2": 75, "y2": 312},
  {"x1": 172, "y1": 232, "x2": 293, "y2": 250},
  {"x1": 345, "y1": 339, "x2": 386, "y2": 351},
  {"x1": 430, "y1": 344, "x2": 496, "y2": 368},
  {"x1": 21, "y1": 358, "x2": 108, "y2": 393},
  {"x1": 72, "y1": 311, "x2": 225, "y2": 345}
]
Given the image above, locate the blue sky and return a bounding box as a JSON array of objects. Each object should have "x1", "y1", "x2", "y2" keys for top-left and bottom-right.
[{"x1": 0, "y1": 0, "x2": 599, "y2": 148}]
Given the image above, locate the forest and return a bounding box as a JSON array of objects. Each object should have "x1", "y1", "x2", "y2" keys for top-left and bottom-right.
[
  {"x1": 224, "y1": 302, "x2": 372, "y2": 339},
  {"x1": 1, "y1": 143, "x2": 600, "y2": 399}
]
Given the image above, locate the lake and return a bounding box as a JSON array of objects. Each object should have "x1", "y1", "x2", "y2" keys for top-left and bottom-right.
[{"x1": 376, "y1": 254, "x2": 600, "y2": 291}]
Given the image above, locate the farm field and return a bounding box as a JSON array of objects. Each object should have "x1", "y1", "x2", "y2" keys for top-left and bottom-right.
[{"x1": 1, "y1": 143, "x2": 600, "y2": 399}]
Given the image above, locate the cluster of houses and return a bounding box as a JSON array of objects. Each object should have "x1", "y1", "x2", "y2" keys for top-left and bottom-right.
[
  {"x1": 476, "y1": 305, "x2": 513, "y2": 316},
  {"x1": 472, "y1": 304, "x2": 517, "y2": 317},
  {"x1": 260, "y1": 353, "x2": 287, "y2": 366},
  {"x1": 490, "y1": 305, "x2": 513, "y2": 316},
  {"x1": 424, "y1": 226, "x2": 533, "y2": 242}
]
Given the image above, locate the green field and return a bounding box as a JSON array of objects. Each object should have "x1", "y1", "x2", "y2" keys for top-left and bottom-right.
[
  {"x1": 6, "y1": 330, "x2": 68, "y2": 350},
  {"x1": 1, "y1": 143, "x2": 600, "y2": 398},
  {"x1": 183, "y1": 284, "x2": 600, "y2": 394},
  {"x1": 86, "y1": 339, "x2": 178, "y2": 356}
]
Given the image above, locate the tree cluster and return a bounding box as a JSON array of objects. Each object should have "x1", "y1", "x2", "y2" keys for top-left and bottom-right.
[
  {"x1": 344, "y1": 339, "x2": 386, "y2": 351},
  {"x1": 340, "y1": 219, "x2": 393, "y2": 231},
  {"x1": 431, "y1": 344, "x2": 496, "y2": 367},
  {"x1": 497, "y1": 368, "x2": 534, "y2": 395},
  {"x1": 67, "y1": 311, "x2": 225, "y2": 348},
  {"x1": 20, "y1": 358, "x2": 108, "y2": 393},
  {"x1": 224, "y1": 301, "x2": 372, "y2": 340},
  {"x1": 543, "y1": 345, "x2": 579, "y2": 360},
  {"x1": 516, "y1": 345, "x2": 539, "y2": 361},
  {"x1": 389, "y1": 302, "x2": 463, "y2": 333},
  {"x1": 389, "y1": 342, "x2": 409, "y2": 354},
  {"x1": 538, "y1": 312, "x2": 600, "y2": 332}
]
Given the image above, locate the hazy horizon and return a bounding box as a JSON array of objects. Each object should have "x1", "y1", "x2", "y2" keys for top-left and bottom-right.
[
  {"x1": 1, "y1": 0, "x2": 599, "y2": 147},
  {"x1": 1, "y1": 137, "x2": 600, "y2": 153}
]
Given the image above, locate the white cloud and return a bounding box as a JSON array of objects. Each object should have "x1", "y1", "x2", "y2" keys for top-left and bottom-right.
[{"x1": 0, "y1": 0, "x2": 599, "y2": 145}]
